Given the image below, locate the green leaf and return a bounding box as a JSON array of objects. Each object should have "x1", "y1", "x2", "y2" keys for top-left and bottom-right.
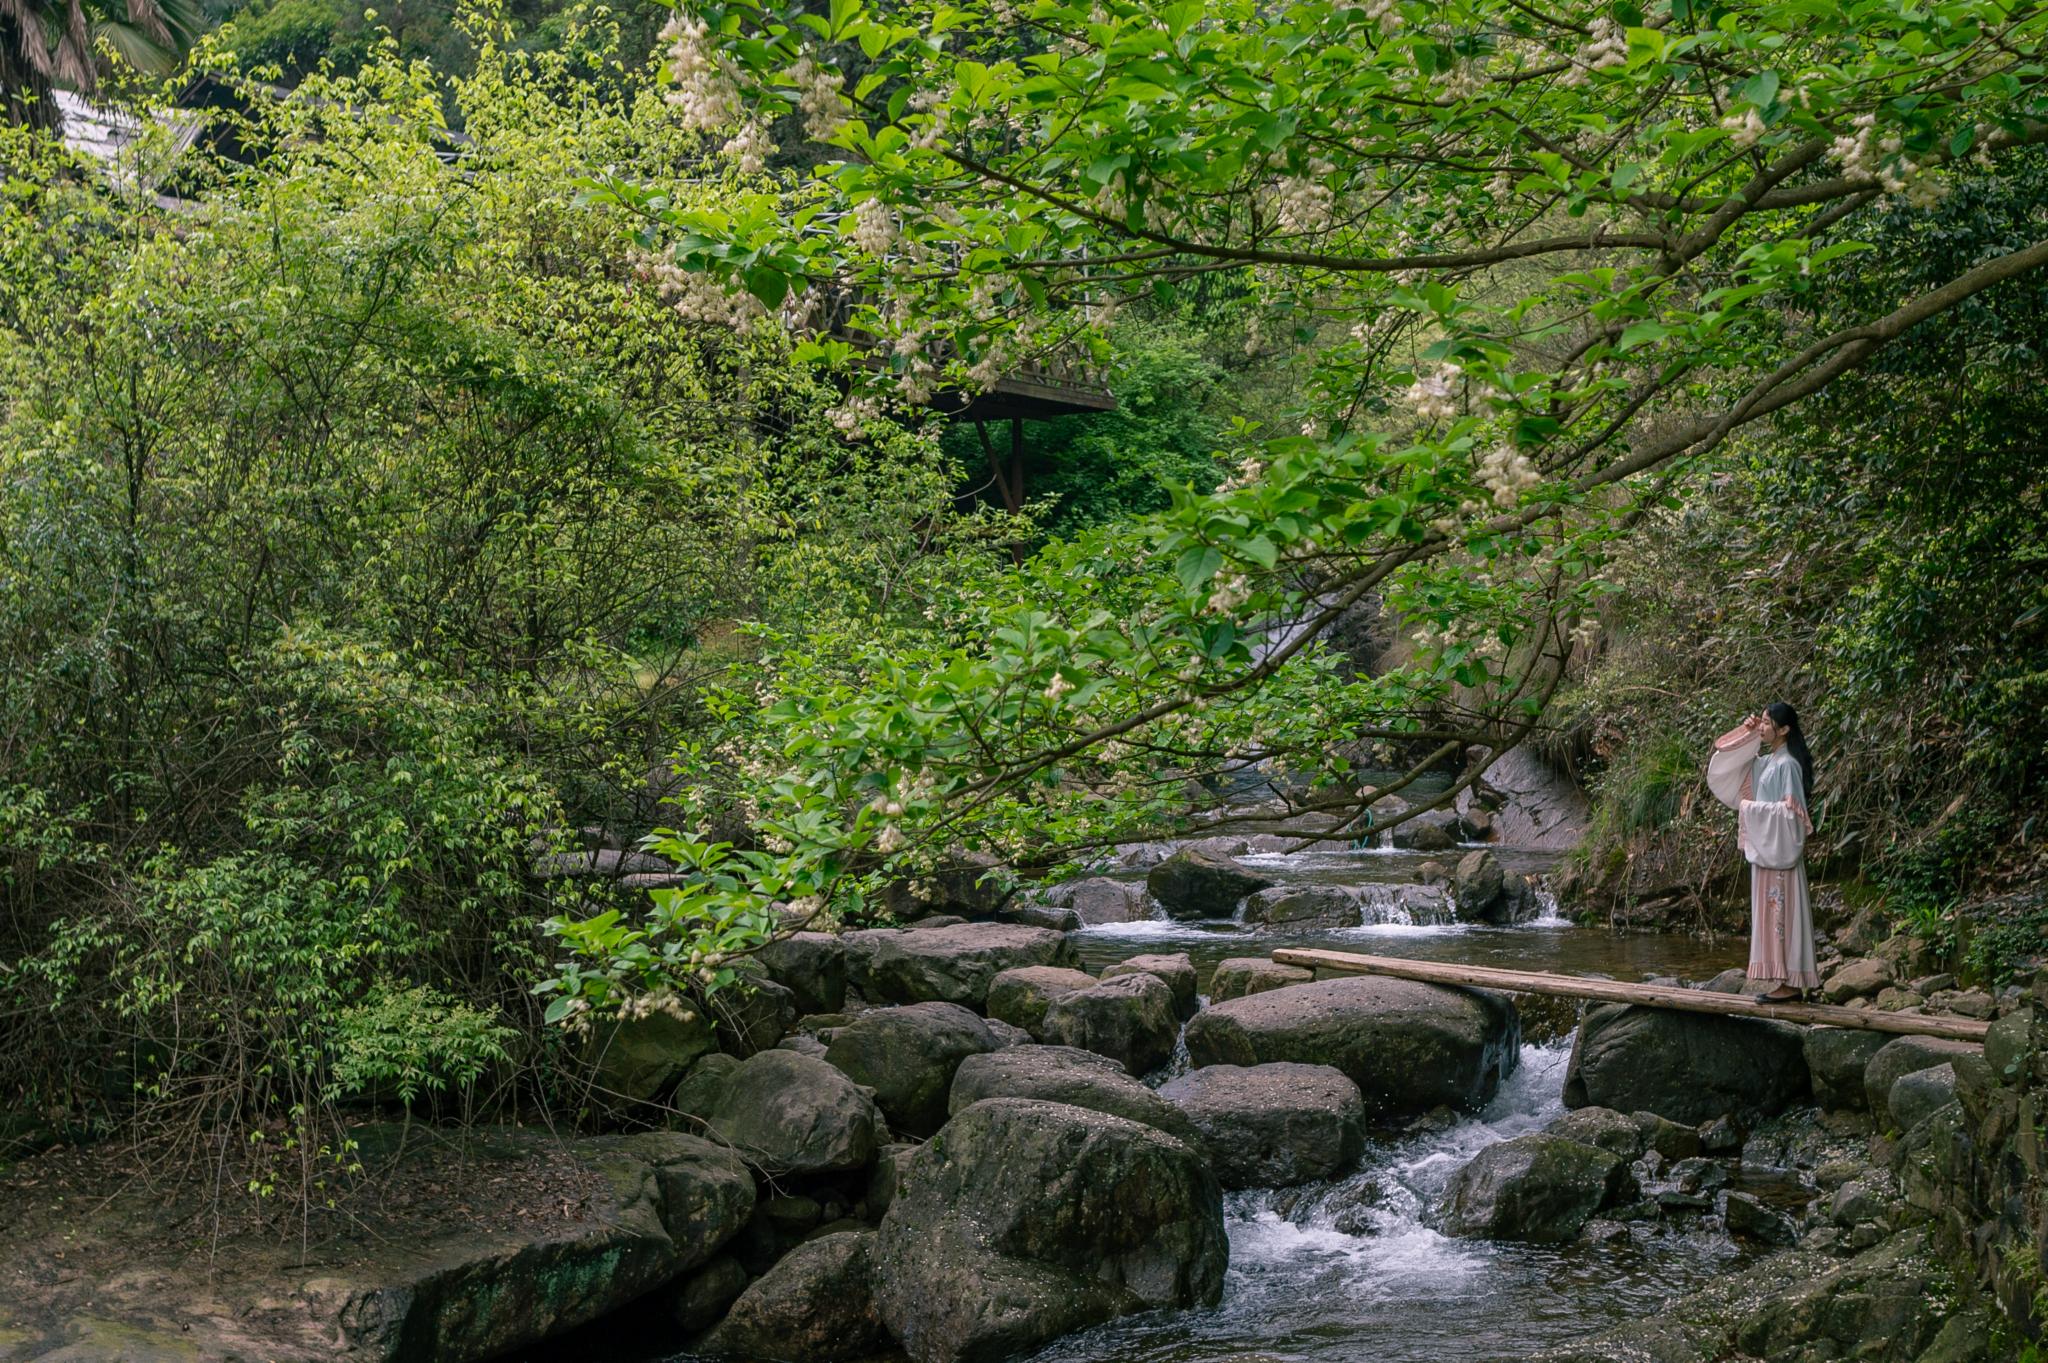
[{"x1": 1175, "y1": 546, "x2": 1222, "y2": 591}]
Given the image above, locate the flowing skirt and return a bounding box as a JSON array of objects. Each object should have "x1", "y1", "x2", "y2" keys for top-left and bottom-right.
[{"x1": 1748, "y1": 861, "x2": 1819, "y2": 989}]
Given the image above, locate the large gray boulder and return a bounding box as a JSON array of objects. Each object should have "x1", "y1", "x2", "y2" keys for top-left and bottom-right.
[
  {"x1": 1562, "y1": 1003, "x2": 1807, "y2": 1125},
  {"x1": 1242, "y1": 885, "x2": 1361, "y2": 930},
  {"x1": 1158, "y1": 1063, "x2": 1364, "y2": 1188},
  {"x1": 1862, "y1": 1036, "x2": 1979, "y2": 1122},
  {"x1": 1101, "y1": 953, "x2": 1199, "y2": 1020},
  {"x1": 949, "y1": 1046, "x2": 1205, "y2": 1151},
  {"x1": 1208, "y1": 957, "x2": 1313, "y2": 1002},
  {"x1": 985, "y1": 966, "x2": 1097, "y2": 1039},
  {"x1": 1042, "y1": 973, "x2": 1181, "y2": 1077},
  {"x1": 754, "y1": 932, "x2": 848, "y2": 1016},
  {"x1": 704, "y1": 1050, "x2": 883, "y2": 1175},
  {"x1": 1183, "y1": 977, "x2": 1520, "y2": 1116},
  {"x1": 1145, "y1": 848, "x2": 1275, "y2": 920},
  {"x1": 1439, "y1": 1133, "x2": 1632, "y2": 1242},
  {"x1": 824, "y1": 1002, "x2": 1001, "y2": 1138},
  {"x1": 1056, "y1": 877, "x2": 1150, "y2": 926},
  {"x1": 699, "y1": 1231, "x2": 891, "y2": 1363},
  {"x1": 1544, "y1": 1106, "x2": 1646, "y2": 1159},
  {"x1": 870, "y1": 1099, "x2": 1227, "y2": 1363},
  {"x1": 1389, "y1": 813, "x2": 1460, "y2": 852},
  {"x1": 1887, "y1": 1063, "x2": 1958, "y2": 1135},
  {"x1": 845, "y1": 924, "x2": 1077, "y2": 1009},
  {"x1": 1804, "y1": 1027, "x2": 1892, "y2": 1112},
  {"x1": 1451, "y1": 849, "x2": 1508, "y2": 922}
]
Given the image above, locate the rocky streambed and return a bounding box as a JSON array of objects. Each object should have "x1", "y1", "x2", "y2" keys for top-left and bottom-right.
[{"x1": 2, "y1": 821, "x2": 2035, "y2": 1363}]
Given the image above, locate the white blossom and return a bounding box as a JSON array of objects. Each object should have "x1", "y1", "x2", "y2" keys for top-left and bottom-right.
[
  {"x1": 1721, "y1": 106, "x2": 1766, "y2": 150},
  {"x1": 1206, "y1": 573, "x2": 1253, "y2": 615},
  {"x1": 1565, "y1": 17, "x2": 1627, "y2": 85},
  {"x1": 661, "y1": 14, "x2": 742, "y2": 132},
  {"x1": 721, "y1": 118, "x2": 776, "y2": 175},
  {"x1": 1476, "y1": 442, "x2": 1541, "y2": 508},
  {"x1": 851, "y1": 198, "x2": 898, "y2": 257},
  {"x1": 1402, "y1": 364, "x2": 1461, "y2": 425},
  {"x1": 787, "y1": 54, "x2": 848, "y2": 141}
]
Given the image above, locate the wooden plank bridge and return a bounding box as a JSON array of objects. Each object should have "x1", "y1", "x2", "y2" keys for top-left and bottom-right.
[{"x1": 1271, "y1": 948, "x2": 1992, "y2": 1043}]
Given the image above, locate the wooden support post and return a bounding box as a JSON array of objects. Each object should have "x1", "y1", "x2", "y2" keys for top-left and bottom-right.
[{"x1": 1269, "y1": 948, "x2": 1992, "y2": 1043}]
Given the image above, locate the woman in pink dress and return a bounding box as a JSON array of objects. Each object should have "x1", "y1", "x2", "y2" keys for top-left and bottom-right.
[{"x1": 1707, "y1": 702, "x2": 1819, "y2": 1001}]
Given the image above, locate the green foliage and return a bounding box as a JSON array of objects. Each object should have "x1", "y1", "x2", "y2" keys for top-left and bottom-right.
[
  {"x1": 939, "y1": 315, "x2": 1239, "y2": 538},
  {"x1": 0, "y1": 33, "x2": 981, "y2": 1187}
]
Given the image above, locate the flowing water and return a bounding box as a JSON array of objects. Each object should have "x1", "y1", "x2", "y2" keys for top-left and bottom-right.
[
  {"x1": 628, "y1": 832, "x2": 1755, "y2": 1363},
  {"x1": 1027, "y1": 839, "x2": 1751, "y2": 1363}
]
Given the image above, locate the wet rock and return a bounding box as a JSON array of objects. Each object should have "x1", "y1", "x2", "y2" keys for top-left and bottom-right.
[
  {"x1": 671, "y1": 1254, "x2": 749, "y2": 1334},
  {"x1": 1439, "y1": 1133, "x2": 1633, "y2": 1242},
  {"x1": 824, "y1": 1003, "x2": 1001, "y2": 1139},
  {"x1": 1145, "y1": 848, "x2": 1276, "y2": 920},
  {"x1": 1667, "y1": 1157, "x2": 1729, "y2": 1195},
  {"x1": 1158, "y1": 1063, "x2": 1364, "y2": 1189},
  {"x1": 1580, "y1": 1218, "x2": 1630, "y2": 1245},
  {"x1": 755, "y1": 932, "x2": 848, "y2": 1016},
  {"x1": 1055, "y1": 877, "x2": 1150, "y2": 926},
  {"x1": 1450, "y1": 849, "x2": 1507, "y2": 922},
  {"x1": 705, "y1": 1050, "x2": 883, "y2": 1175},
  {"x1": 1415, "y1": 859, "x2": 1449, "y2": 886},
  {"x1": 951, "y1": 1046, "x2": 1204, "y2": 1151},
  {"x1": 1860, "y1": 1036, "x2": 1979, "y2": 1120},
  {"x1": 1822, "y1": 957, "x2": 1893, "y2": 1003},
  {"x1": 1001, "y1": 902, "x2": 1081, "y2": 932},
  {"x1": 1042, "y1": 973, "x2": 1180, "y2": 1076},
  {"x1": 1101, "y1": 952, "x2": 1199, "y2": 1021},
  {"x1": 1886, "y1": 1062, "x2": 1957, "y2": 1134},
  {"x1": 844, "y1": 923, "x2": 1078, "y2": 1009},
  {"x1": 1207, "y1": 958, "x2": 1313, "y2": 1003},
  {"x1": 1874, "y1": 986, "x2": 1925, "y2": 1012},
  {"x1": 1697, "y1": 968, "x2": 1749, "y2": 994},
  {"x1": 985, "y1": 966, "x2": 1097, "y2": 1039},
  {"x1": 1243, "y1": 885, "x2": 1361, "y2": 930},
  {"x1": 1829, "y1": 1177, "x2": 1896, "y2": 1228},
  {"x1": 1389, "y1": 814, "x2": 1460, "y2": 852},
  {"x1": 701, "y1": 1231, "x2": 891, "y2": 1363},
  {"x1": 1544, "y1": 1106, "x2": 1645, "y2": 1159},
  {"x1": 870, "y1": 1099, "x2": 1227, "y2": 1363},
  {"x1": 1185, "y1": 976, "x2": 1520, "y2": 1117},
  {"x1": 1721, "y1": 1190, "x2": 1799, "y2": 1245},
  {"x1": 1697, "y1": 1115, "x2": 1745, "y2": 1155},
  {"x1": 1562, "y1": 1003, "x2": 1807, "y2": 1124},
  {"x1": 1630, "y1": 1111, "x2": 1701, "y2": 1161},
  {"x1": 1732, "y1": 1229, "x2": 1947, "y2": 1362},
  {"x1": 1804, "y1": 1027, "x2": 1892, "y2": 1112},
  {"x1": 776, "y1": 1034, "x2": 829, "y2": 1060}
]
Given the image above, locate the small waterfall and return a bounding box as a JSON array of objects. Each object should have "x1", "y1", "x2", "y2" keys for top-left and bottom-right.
[{"x1": 1351, "y1": 883, "x2": 1458, "y2": 928}]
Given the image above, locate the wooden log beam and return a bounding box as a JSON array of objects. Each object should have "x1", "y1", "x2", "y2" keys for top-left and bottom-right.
[{"x1": 1270, "y1": 948, "x2": 1992, "y2": 1043}]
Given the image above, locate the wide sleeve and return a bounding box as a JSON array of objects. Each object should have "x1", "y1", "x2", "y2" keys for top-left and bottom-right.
[{"x1": 1706, "y1": 724, "x2": 1760, "y2": 810}]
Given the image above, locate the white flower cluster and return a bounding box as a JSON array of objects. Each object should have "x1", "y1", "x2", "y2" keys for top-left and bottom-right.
[
  {"x1": 1216, "y1": 457, "x2": 1264, "y2": 492},
  {"x1": 1403, "y1": 364, "x2": 1461, "y2": 424},
  {"x1": 620, "y1": 989, "x2": 695, "y2": 1026},
  {"x1": 1565, "y1": 17, "x2": 1627, "y2": 85},
  {"x1": 788, "y1": 54, "x2": 847, "y2": 141},
  {"x1": 1044, "y1": 672, "x2": 1075, "y2": 701},
  {"x1": 1829, "y1": 112, "x2": 1944, "y2": 206},
  {"x1": 827, "y1": 395, "x2": 882, "y2": 437},
  {"x1": 852, "y1": 198, "x2": 898, "y2": 257},
  {"x1": 1349, "y1": 0, "x2": 1402, "y2": 29},
  {"x1": 1568, "y1": 616, "x2": 1601, "y2": 650},
  {"x1": 631, "y1": 248, "x2": 764, "y2": 332},
  {"x1": 1271, "y1": 171, "x2": 1335, "y2": 234},
  {"x1": 1476, "y1": 442, "x2": 1541, "y2": 508},
  {"x1": 661, "y1": 14, "x2": 741, "y2": 132},
  {"x1": 721, "y1": 119, "x2": 775, "y2": 175},
  {"x1": 1441, "y1": 61, "x2": 1485, "y2": 101},
  {"x1": 1721, "y1": 106, "x2": 1766, "y2": 150},
  {"x1": 1206, "y1": 573, "x2": 1253, "y2": 615}
]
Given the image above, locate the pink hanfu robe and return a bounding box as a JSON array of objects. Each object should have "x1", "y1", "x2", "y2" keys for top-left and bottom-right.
[{"x1": 1708, "y1": 725, "x2": 1819, "y2": 991}]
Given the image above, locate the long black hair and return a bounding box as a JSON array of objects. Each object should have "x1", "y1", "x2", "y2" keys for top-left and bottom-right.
[{"x1": 1766, "y1": 701, "x2": 1815, "y2": 804}]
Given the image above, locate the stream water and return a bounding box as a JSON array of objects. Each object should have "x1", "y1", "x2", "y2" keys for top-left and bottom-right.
[
  {"x1": 1033, "y1": 840, "x2": 1749, "y2": 1363},
  {"x1": 636, "y1": 832, "x2": 1755, "y2": 1363}
]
